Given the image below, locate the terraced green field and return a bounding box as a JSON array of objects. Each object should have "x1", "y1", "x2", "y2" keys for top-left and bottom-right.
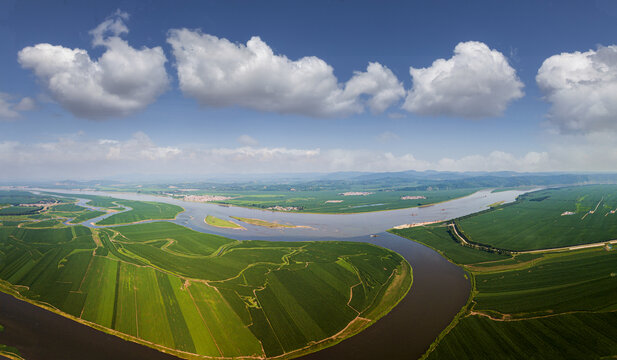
[
  {"x1": 0, "y1": 195, "x2": 411, "y2": 359},
  {"x1": 393, "y1": 186, "x2": 617, "y2": 359},
  {"x1": 457, "y1": 185, "x2": 617, "y2": 250},
  {"x1": 95, "y1": 200, "x2": 184, "y2": 225}
]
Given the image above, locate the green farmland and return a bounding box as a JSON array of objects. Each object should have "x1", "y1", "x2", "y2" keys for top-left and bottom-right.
[
  {"x1": 171, "y1": 188, "x2": 478, "y2": 214},
  {"x1": 0, "y1": 194, "x2": 411, "y2": 359},
  {"x1": 456, "y1": 185, "x2": 617, "y2": 251},
  {"x1": 69, "y1": 210, "x2": 107, "y2": 224},
  {"x1": 0, "y1": 190, "x2": 62, "y2": 206},
  {"x1": 393, "y1": 186, "x2": 617, "y2": 359},
  {"x1": 95, "y1": 200, "x2": 184, "y2": 225}
]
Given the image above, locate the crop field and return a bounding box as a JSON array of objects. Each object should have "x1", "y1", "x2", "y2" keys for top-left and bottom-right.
[
  {"x1": 428, "y1": 312, "x2": 617, "y2": 359},
  {"x1": 204, "y1": 215, "x2": 245, "y2": 229},
  {"x1": 393, "y1": 187, "x2": 617, "y2": 359},
  {"x1": 40, "y1": 193, "x2": 119, "y2": 209},
  {"x1": 0, "y1": 194, "x2": 411, "y2": 359},
  {"x1": 0, "y1": 206, "x2": 43, "y2": 216},
  {"x1": 0, "y1": 196, "x2": 107, "y2": 227},
  {"x1": 68, "y1": 210, "x2": 106, "y2": 224},
  {"x1": 471, "y1": 248, "x2": 617, "y2": 316},
  {"x1": 95, "y1": 200, "x2": 184, "y2": 225},
  {"x1": 457, "y1": 185, "x2": 617, "y2": 250},
  {"x1": 0, "y1": 190, "x2": 61, "y2": 206},
  {"x1": 390, "y1": 225, "x2": 510, "y2": 264},
  {"x1": 173, "y1": 188, "x2": 478, "y2": 214}
]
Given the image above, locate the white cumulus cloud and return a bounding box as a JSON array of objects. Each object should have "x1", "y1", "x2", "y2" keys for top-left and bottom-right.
[
  {"x1": 167, "y1": 29, "x2": 404, "y2": 117},
  {"x1": 18, "y1": 11, "x2": 169, "y2": 120},
  {"x1": 0, "y1": 93, "x2": 35, "y2": 120},
  {"x1": 537, "y1": 45, "x2": 617, "y2": 133},
  {"x1": 403, "y1": 41, "x2": 524, "y2": 118}
]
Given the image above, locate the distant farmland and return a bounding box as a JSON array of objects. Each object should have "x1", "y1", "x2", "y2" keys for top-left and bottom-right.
[
  {"x1": 207, "y1": 188, "x2": 477, "y2": 213},
  {"x1": 456, "y1": 185, "x2": 617, "y2": 250},
  {"x1": 0, "y1": 192, "x2": 411, "y2": 359},
  {"x1": 95, "y1": 200, "x2": 184, "y2": 225}
]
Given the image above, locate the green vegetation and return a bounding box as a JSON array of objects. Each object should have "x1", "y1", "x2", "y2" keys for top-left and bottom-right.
[
  {"x1": 0, "y1": 194, "x2": 109, "y2": 227},
  {"x1": 457, "y1": 185, "x2": 617, "y2": 251},
  {"x1": 69, "y1": 210, "x2": 106, "y2": 224},
  {"x1": 180, "y1": 188, "x2": 477, "y2": 214},
  {"x1": 393, "y1": 186, "x2": 617, "y2": 359},
  {"x1": 0, "y1": 194, "x2": 411, "y2": 360},
  {"x1": 86, "y1": 171, "x2": 617, "y2": 215},
  {"x1": 20, "y1": 219, "x2": 65, "y2": 228},
  {"x1": 50, "y1": 203, "x2": 87, "y2": 212},
  {"x1": 0, "y1": 190, "x2": 60, "y2": 206},
  {"x1": 0, "y1": 206, "x2": 42, "y2": 216},
  {"x1": 422, "y1": 246, "x2": 617, "y2": 359},
  {"x1": 47, "y1": 193, "x2": 118, "y2": 209},
  {"x1": 204, "y1": 215, "x2": 245, "y2": 229},
  {"x1": 428, "y1": 312, "x2": 617, "y2": 359},
  {"x1": 230, "y1": 216, "x2": 300, "y2": 229},
  {"x1": 391, "y1": 225, "x2": 509, "y2": 265},
  {"x1": 472, "y1": 249, "x2": 617, "y2": 317},
  {"x1": 486, "y1": 200, "x2": 504, "y2": 208},
  {"x1": 86, "y1": 184, "x2": 477, "y2": 214},
  {"x1": 95, "y1": 200, "x2": 183, "y2": 225}
]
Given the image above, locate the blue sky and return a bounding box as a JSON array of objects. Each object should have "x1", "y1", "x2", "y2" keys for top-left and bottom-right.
[{"x1": 2, "y1": 0, "x2": 617, "y2": 180}]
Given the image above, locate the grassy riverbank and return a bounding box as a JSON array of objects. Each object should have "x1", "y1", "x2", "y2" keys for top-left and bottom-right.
[
  {"x1": 204, "y1": 215, "x2": 245, "y2": 229},
  {"x1": 230, "y1": 216, "x2": 302, "y2": 229}
]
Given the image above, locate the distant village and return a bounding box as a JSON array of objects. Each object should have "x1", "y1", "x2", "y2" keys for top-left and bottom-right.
[
  {"x1": 339, "y1": 192, "x2": 374, "y2": 196},
  {"x1": 183, "y1": 194, "x2": 235, "y2": 202},
  {"x1": 400, "y1": 195, "x2": 427, "y2": 200}
]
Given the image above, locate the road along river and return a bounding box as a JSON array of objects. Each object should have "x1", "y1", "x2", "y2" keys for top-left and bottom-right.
[{"x1": 0, "y1": 188, "x2": 531, "y2": 359}]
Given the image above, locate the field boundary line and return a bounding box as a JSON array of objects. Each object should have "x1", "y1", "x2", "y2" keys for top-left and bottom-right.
[{"x1": 470, "y1": 308, "x2": 617, "y2": 322}]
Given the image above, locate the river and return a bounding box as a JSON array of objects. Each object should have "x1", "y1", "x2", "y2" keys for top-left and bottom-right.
[{"x1": 0, "y1": 188, "x2": 531, "y2": 359}]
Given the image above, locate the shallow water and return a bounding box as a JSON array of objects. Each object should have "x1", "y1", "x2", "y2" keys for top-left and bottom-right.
[{"x1": 0, "y1": 188, "x2": 531, "y2": 359}]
